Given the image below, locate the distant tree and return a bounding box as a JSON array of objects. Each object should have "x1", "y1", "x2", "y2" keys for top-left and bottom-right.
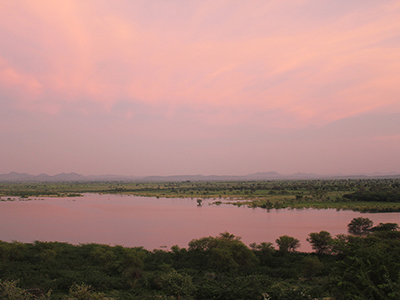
[
  {"x1": 275, "y1": 235, "x2": 300, "y2": 253},
  {"x1": 219, "y1": 231, "x2": 236, "y2": 240},
  {"x1": 295, "y1": 194, "x2": 303, "y2": 201},
  {"x1": 250, "y1": 242, "x2": 274, "y2": 253},
  {"x1": 347, "y1": 217, "x2": 373, "y2": 235},
  {"x1": 307, "y1": 231, "x2": 333, "y2": 254},
  {"x1": 250, "y1": 242, "x2": 275, "y2": 265}
]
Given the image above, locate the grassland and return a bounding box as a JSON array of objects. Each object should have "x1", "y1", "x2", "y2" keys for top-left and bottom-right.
[{"x1": 1, "y1": 178, "x2": 400, "y2": 212}]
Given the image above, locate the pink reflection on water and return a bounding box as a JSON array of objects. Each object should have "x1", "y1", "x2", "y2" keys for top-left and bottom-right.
[{"x1": 1, "y1": 194, "x2": 399, "y2": 252}]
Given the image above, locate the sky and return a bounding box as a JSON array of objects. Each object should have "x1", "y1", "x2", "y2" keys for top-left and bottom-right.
[{"x1": 1, "y1": 0, "x2": 400, "y2": 176}]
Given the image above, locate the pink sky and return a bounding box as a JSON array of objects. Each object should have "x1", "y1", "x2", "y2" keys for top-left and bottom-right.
[{"x1": 1, "y1": 0, "x2": 400, "y2": 176}]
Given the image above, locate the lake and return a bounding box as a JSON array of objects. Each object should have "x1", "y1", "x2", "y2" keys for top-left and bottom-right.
[{"x1": 1, "y1": 194, "x2": 399, "y2": 252}]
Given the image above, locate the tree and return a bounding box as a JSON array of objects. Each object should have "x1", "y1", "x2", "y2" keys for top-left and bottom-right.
[
  {"x1": 160, "y1": 270, "x2": 196, "y2": 300},
  {"x1": 68, "y1": 283, "x2": 105, "y2": 300},
  {"x1": 347, "y1": 217, "x2": 373, "y2": 235},
  {"x1": 329, "y1": 235, "x2": 400, "y2": 299},
  {"x1": 188, "y1": 232, "x2": 258, "y2": 272},
  {"x1": 302, "y1": 256, "x2": 323, "y2": 280},
  {"x1": 250, "y1": 242, "x2": 274, "y2": 253},
  {"x1": 275, "y1": 235, "x2": 300, "y2": 253},
  {"x1": 307, "y1": 231, "x2": 333, "y2": 254}
]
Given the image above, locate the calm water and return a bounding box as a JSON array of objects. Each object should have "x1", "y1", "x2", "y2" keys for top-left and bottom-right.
[{"x1": 1, "y1": 194, "x2": 399, "y2": 252}]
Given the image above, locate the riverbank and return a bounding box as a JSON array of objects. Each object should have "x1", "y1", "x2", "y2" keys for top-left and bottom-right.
[{"x1": 1, "y1": 178, "x2": 400, "y2": 212}]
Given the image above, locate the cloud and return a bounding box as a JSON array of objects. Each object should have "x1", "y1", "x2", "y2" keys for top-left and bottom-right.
[
  {"x1": 1, "y1": 1, "x2": 400, "y2": 175},
  {"x1": 1, "y1": 1, "x2": 399, "y2": 126}
]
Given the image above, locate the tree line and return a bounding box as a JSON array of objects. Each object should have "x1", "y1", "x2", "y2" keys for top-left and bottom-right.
[{"x1": 1, "y1": 218, "x2": 399, "y2": 299}]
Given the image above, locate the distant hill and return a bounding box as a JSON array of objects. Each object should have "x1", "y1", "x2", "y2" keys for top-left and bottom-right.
[
  {"x1": 0, "y1": 171, "x2": 399, "y2": 182},
  {"x1": 0, "y1": 172, "x2": 138, "y2": 182}
]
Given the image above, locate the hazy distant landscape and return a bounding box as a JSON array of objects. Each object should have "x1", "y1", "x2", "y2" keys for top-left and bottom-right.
[{"x1": 1, "y1": 171, "x2": 400, "y2": 182}]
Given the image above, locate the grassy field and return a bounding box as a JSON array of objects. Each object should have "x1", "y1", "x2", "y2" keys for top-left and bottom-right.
[{"x1": 1, "y1": 178, "x2": 400, "y2": 212}]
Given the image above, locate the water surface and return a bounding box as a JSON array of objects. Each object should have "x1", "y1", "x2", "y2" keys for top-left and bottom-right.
[{"x1": 1, "y1": 194, "x2": 399, "y2": 252}]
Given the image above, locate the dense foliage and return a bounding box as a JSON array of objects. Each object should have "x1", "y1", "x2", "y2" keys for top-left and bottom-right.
[
  {"x1": 1, "y1": 219, "x2": 399, "y2": 299},
  {"x1": 343, "y1": 189, "x2": 400, "y2": 202}
]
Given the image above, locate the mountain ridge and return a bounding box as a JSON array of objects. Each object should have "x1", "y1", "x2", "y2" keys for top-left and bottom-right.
[{"x1": 0, "y1": 171, "x2": 399, "y2": 182}]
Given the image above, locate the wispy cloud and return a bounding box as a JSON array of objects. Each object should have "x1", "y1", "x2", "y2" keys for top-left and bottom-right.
[{"x1": 1, "y1": 0, "x2": 399, "y2": 175}]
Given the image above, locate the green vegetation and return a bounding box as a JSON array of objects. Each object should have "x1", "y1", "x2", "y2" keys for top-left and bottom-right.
[
  {"x1": 1, "y1": 179, "x2": 399, "y2": 298},
  {"x1": 347, "y1": 217, "x2": 374, "y2": 235},
  {"x1": 1, "y1": 178, "x2": 400, "y2": 212},
  {"x1": 275, "y1": 236, "x2": 300, "y2": 253},
  {"x1": 0, "y1": 218, "x2": 399, "y2": 299},
  {"x1": 307, "y1": 231, "x2": 333, "y2": 255}
]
